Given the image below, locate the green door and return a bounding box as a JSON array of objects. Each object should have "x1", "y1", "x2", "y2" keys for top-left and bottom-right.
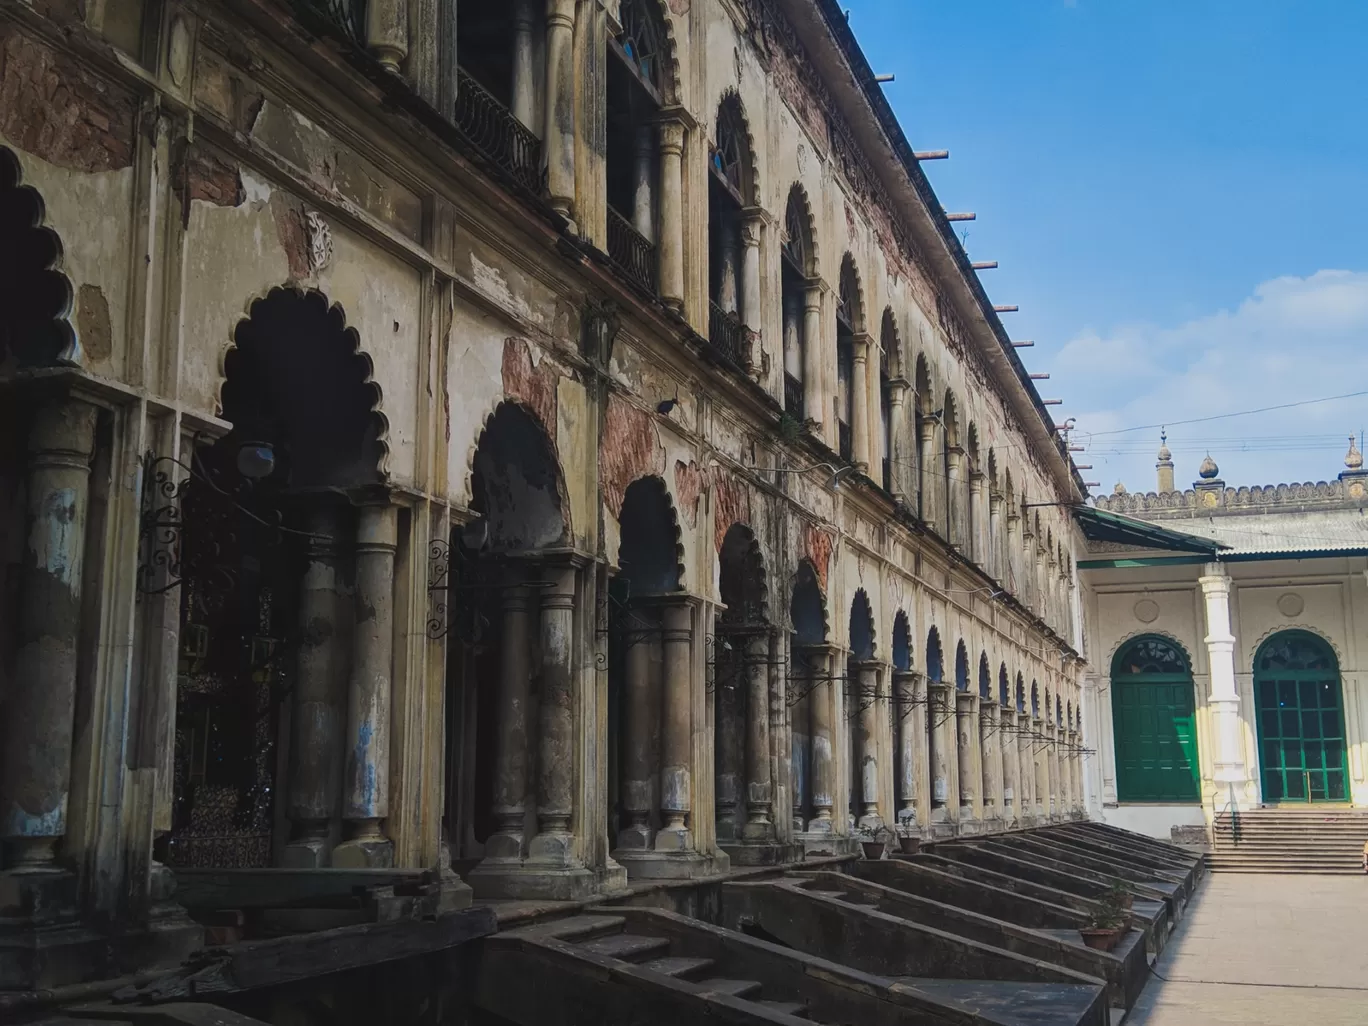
[
  {"x1": 1254, "y1": 631, "x2": 1349, "y2": 804},
  {"x1": 1111, "y1": 637, "x2": 1200, "y2": 802}
]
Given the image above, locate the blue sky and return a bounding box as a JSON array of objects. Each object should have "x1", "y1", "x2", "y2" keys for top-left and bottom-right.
[{"x1": 843, "y1": 0, "x2": 1368, "y2": 492}]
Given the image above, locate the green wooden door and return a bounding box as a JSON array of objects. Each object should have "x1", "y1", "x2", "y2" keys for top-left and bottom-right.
[
  {"x1": 1254, "y1": 631, "x2": 1348, "y2": 804},
  {"x1": 1112, "y1": 637, "x2": 1200, "y2": 803}
]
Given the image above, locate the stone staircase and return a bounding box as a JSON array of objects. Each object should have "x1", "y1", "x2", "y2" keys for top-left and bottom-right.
[{"x1": 1208, "y1": 807, "x2": 1368, "y2": 874}]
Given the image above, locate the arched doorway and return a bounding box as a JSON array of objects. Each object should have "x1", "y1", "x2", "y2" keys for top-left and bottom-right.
[
  {"x1": 1254, "y1": 630, "x2": 1349, "y2": 803},
  {"x1": 1110, "y1": 635, "x2": 1200, "y2": 803},
  {"x1": 789, "y1": 561, "x2": 829, "y2": 833},
  {"x1": 848, "y1": 590, "x2": 879, "y2": 831}
]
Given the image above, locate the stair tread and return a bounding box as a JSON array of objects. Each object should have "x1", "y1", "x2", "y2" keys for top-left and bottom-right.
[
  {"x1": 640, "y1": 956, "x2": 716, "y2": 979},
  {"x1": 698, "y1": 978, "x2": 764, "y2": 998},
  {"x1": 503, "y1": 914, "x2": 626, "y2": 941},
  {"x1": 578, "y1": 933, "x2": 672, "y2": 960},
  {"x1": 757, "y1": 1000, "x2": 810, "y2": 1018}
]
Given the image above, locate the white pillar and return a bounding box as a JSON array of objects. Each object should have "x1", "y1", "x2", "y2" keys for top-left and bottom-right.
[
  {"x1": 1200, "y1": 565, "x2": 1250, "y2": 804},
  {"x1": 802, "y1": 285, "x2": 823, "y2": 427},
  {"x1": 511, "y1": 0, "x2": 537, "y2": 129},
  {"x1": 543, "y1": 0, "x2": 577, "y2": 226},
  {"x1": 657, "y1": 117, "x2": 685, "y2": 310}
]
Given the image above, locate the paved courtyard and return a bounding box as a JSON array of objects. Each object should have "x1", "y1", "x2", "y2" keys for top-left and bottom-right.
[{"x1": 1129, "y1": 873, "x2": 1368, "y2": 1025}]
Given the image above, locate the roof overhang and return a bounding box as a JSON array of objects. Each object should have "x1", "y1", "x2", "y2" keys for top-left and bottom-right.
[{"x1": 1073, "y1": 504, "x2": 1227, "y2": 555}]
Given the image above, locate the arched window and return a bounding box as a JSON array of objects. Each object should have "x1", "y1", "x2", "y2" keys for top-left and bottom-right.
[
  {"x1": 781, "y1": 187, "x2": 814, "y2": 418},
  {"x1": 1111, "y1": 636, "x2": 1199, "y2": 803},
  {"x1": 879, "y1": 309, "x2": 897, "y2": 492},
  {"x1": 708, "y1": 95, "x2": 754, "y2": 364},
  {"x1": 914, "y1": 355, "x2": 932, "y2": 520},
  {"x1": 942, "y1": 392, "x2": 962, "y2": 546},
  {"x1": 605, "y1": 0, "x2": 669, "y2": 294},
  {"x1": 1253, "y1": 630, "x2": 1347, "y2": 803},
  {"x1": 836, "y1": 257, "x2": 860, "y2": 462}
]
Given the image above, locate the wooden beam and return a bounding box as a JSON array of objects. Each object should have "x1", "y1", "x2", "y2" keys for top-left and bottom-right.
[
  {"x1": 945, "y1": 212, "x2": 976, "y2": 222},
  {"x1": 971, "y1": 261, "x2": 998, "y2": 270},
  {"x1": 1029, "y1": 373, "x2": 1050, "y2": 380},
  {"x1": 1042, "y1": 399, "x2": 1063, "y2": 406},
  {"x1": 1074, "y1": 464, "x2": 1093, "y2": 470},
  {"x1": 915, "y1": 150, "x2": 950, "y2": 160},
  {"x1": 994, "y1": 305, "x2": 1018, "y2": 313}
]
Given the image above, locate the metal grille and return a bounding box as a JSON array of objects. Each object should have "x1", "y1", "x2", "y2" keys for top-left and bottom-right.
[
  {"x1": 784, "y1": 373, "x2": 804, "y2": 418},
  {"x1": 454, "y1": 67, "x2": 544, "y2": 193},
  {"x1": 607, "y1": 206, "x2": 656, "y2": 294},
  {"x1": 289, "y1": 0, "x2": 366, "y2": 43},
  {"x1": 708, "y1": 301, "x2": 745, "y2": 366}
]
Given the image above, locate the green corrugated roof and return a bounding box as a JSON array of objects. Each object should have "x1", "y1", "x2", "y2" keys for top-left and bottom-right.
[{"x1": 1074, "y1": 504, "x2": 1227, "y2": 555}]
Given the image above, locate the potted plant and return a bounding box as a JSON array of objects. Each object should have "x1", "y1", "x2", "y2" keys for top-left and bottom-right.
[
  {"x1": 1079, "y1": 905, "x2": 1125, "y2": 951},
  {"x1": 859, "y1": 825, "x2": 890, "y2": 861},
  {"x1": 896, "y1": 822, "x2": 921, "y2": 855},
  {"x1": 1106, "y1": 879, "x2": 1134, "y2": 912}
]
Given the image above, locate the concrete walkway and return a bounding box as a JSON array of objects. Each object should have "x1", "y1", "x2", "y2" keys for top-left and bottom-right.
[{"x1": 1129, "y1": 874, "x2": 1368, "y2": 1025}]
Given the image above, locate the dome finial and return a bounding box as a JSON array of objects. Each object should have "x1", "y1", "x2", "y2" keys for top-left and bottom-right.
[
  {"x1": 1347, "y1": 434, "x2": 1364, "y2": 470},
  {"x1": 1198, "y1": 452, "x2": 1219, "y2": 480},
  {"x1": 1156, "y1": 428, "x2": 1172, "y2": 463}
]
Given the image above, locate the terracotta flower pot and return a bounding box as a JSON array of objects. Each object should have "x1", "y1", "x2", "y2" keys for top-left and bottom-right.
[
  {"x1": 898, "y1": 835, "x2": 921, "y2": 855},
  {"x1": 860, "y1": 840, "x2": 886, "y2": 861},
  {"x1": 1079, "y1": 928, "x2": 1119, "y2": 952}
]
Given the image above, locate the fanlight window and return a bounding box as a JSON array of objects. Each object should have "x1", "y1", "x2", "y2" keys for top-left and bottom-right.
[
  {"x1": 711, "y1": 102, "x2": 746, "y2": 198},
  {"x1": 618, "y1": 0, "x2": 662, "y2": 91},
  {"x1": 837, "y1": 272, "x2": 855, "y2": 328},
  {"x1": 1257, "y1": 632, "x2": 1333, "y2": 673},
  {"x1": 1115, "y1": 637, "x2": 1189, "y2": 676},
  {"x1": 782, "y1": 194, "x2": 807, "y2": 271}
]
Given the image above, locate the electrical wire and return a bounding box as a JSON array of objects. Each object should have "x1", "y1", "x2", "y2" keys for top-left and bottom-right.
[{"x1": 1083, "y1": 389, "x2": 1368, "y2": 438}]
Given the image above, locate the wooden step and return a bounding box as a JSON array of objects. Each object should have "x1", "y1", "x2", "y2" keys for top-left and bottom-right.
[
  {"x1": 698, "y1": 978, "x2": 764, "y2": 999},
  {"x1": 758, "y1": 1000, "x2": 811, "y2": 1019},
  {"x1": 640, "y1": 956, "x2": 716, "y2": 980},
  {"x1": 577, "y1": 933, "x2": 672, "y2": 961}
]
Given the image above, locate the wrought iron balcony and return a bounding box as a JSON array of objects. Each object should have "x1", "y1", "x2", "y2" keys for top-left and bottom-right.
[
  {"x1": 453, "y1": 67, "x2": 544, "y2": 194},
  {"x1": 784, "y1": 373, "x2": 804, "y2": 419},
  {"x1": 708, "y1": 301, "x2": 746, "y2": 367},
  {"x1": 289, "y1": 0, "x2": 366, "y2": 43},
  {"x1": 838, "y1": 421, "x2": 852, "y2": 462},
  {"x1": 607, "y1": 206, "x2": 657, "y2": 295}
]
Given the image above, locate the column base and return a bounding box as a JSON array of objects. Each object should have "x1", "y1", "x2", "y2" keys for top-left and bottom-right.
[
  {"x1": 466, "y1": 858, "x2": 599, "y2": 901},
  {"x1": 719, "y1": 840, "x2": 803, "y2": 867},
  {"x1": 332, "y1": 836, "x2": 395, "y2": 869},
  {"x1": 857, "y1": 812, "x2": 885, "y2": 833},
  {"x1": 613, "y1": 849, "x2": 725, "y2": 881},
  {"x1": 282, "y1": 837, "x2": 333, "y2": 869},
  {"x1": 798, "y1": 833, "x2": 859, "y2": 858}
]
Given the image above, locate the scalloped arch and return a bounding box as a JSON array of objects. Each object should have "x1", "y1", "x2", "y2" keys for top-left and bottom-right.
[
  {"x1": 1105, "y1": 629, "x2": 1194, "y2": 678},
  {"x1": 880, "y1": 306, "x2": 903, "y2": 377},
  {"x1": 631, "y1": 0, "x2": 683, "y2": 106},
  {"x1": 838, "y1": 253, "x2": 867, "y2": 333},
  {"x1": 790, "y1": 558, "x2": 830, "y2": 645},
  {"x1": 719, "y1": 522, "x2": 769, "y2": 627},
  {"x1": 714, "y1": 88, "x2": 761, "y2": 207},
  {"x1": 616, "y1": 474, "x2": 686, "y2": 595},
  {"x1": 468, "y1": 399, "x2": 570, "y2": 550},
  {"x1": 891, "y1": 609, "x2": 912, "y2": 672},
  {"x1": 783, "y1": 182, "x2": 820, "y2": 277},
  {"x1": 849, "y1": 588, "x2": 877, "y2": 660},
  {"x1": 1, "y1": 146, "x2": 78, "y2": 367},
  {"x1": 219, "y1": 285, "x2": 390, "y2": 484},
  {"x1": 1248, "y1": 623, "x2": 1344, "y2": 671}
]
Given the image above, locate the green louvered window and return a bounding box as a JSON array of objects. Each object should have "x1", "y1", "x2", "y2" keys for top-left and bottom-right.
[{"x1": 1111, "y1": 636, "x2": 1200, "y2": 803}]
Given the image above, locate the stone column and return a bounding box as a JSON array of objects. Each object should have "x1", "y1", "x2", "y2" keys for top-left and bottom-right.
[
  {"x1": 969, "y1": 469, "x2": 986, "y2": 564},
  {"x1": 618, "y1": 607, "x2": 660, "y2": 851},
  {"x1": 656, "y1": 603, "x2": 693, "y2": 851},
  {"x1": 791, "y1": 655, "x2": 810, "y2": 832},
  {"x1": 0, "y1": 398, "x2": 97, "y2": 871},
  {"x1": 802, "y1": 284, "x2": 823, "y2": 427},
  {"x1": 956, "y1": 691, "x2": 978, "y2": 818},
  {"x1": 715, "y1": 637, "x2": 744, "y2": 841},
  {"x1": 528, "y1": 563, "x2": 579, "y2": 866},
  {"x1": 284, "y1": 505, "x2": 346, "y2": 868},
  {"x1": 988, "y1": 491, "x2": 1003, "y2": 581},
  {"x1": 1001, "y1": 705, "x2": 1018, "y2": 821},
  {"x1": 481, "y1": 569, "x2": 533, "y2": 861},
  {"x1": 1071, "y1": 729, "x2": 1084, "y2": 814},
  {"x1": 894, "y1": 670, "x2": 918, "y2": 825},
  {"x1": 511, "y1": 0, "x2": 537, "y2": 129},
  {"x1": 1017, "y1": 710, "x2": 1034, "y2": 820},
  {"x1": 1006, "y1": 512, "x2": 1021, "y2": 596},
  {"x1": 544, "y1": 0, "x2": 577, "y2": 227},
  {"x1": 807, "y1": 648, "x2": 835, "y2": 832},
  {"x1": 887, "y1": 379, "x2": 909, "y2": 501},
  {"x1": 851, "y1": 334, "x2": 872, "y2": 473},
  {"x1": 919, "y1": 420, "x2": 938, "y2": 530},
  {"x1": 366, "y1": 0, "x2": 408, "y2": 71},
  {"x1": 632, "y1": 125, "x2": 656, "y2": 241},
  {"x1": 741, "y1": 214, "x2": 763, "y2": 336},
  {"x1": 928, "y1": 682, "x2": 952, "y2": 818},
  {"x1": 1033, "y1": 716, "x2": 1048, "y2": 818},
  {"x1": 1047, "y1": 721, "x2": 1060, "y2": 819},
  {"x1": 336, "y1": 503, "x2": 398, "y2": 867},
  {"x1": 1061, "y1": 728, "x2": 1074, "y2": 815},
  {"x1": 657, "y1": 117, "x2": 685, "y2": 310},
  {"x1": 855, "y1": 662, "x2": 882, "y2": 830},
  {"x1": 1200, "y1": 565, "x2": 1250, "y2": 803},
  {"x1": 742, "y1": 634, "x2": 773, "y2": 840},
  {"x1": 979, "y1": 701, "x2": 1000, "y2": 820}
]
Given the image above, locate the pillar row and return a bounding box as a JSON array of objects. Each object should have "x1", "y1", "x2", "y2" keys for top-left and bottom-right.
[
  {"x1": 928, "y1": 682, "x2": 953, "y2": 820},
  {"x1": 955, "y1": 691, "x2": 978, "y2": 817},
  {"x1": 979, "y1": 701, "x2": 1001, "y2": 819}
]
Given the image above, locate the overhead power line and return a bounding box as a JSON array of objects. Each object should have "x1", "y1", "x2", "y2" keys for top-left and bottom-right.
[{"x1": 1084, "y1": 390, "x2": 1368, "y2": 438}]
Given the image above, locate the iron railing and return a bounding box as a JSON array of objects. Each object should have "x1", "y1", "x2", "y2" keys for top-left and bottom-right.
[
  {"x1": 708, "y1": 301, "x2": 746, "y2": 367},
  {"x1": 289, "y1": 0, "x2": 366, "y2": 43},
  {"x1": 784, "y1": 373, "x2": 804, "y2": 418},
  {"x1": 607, "y1": 206, "x2": 657, "y2": 294},
  {"x1": 453, "y1": 67, "x2": 544, "y2": 194},
  {"x1": 838, "y1": 421, "x2": 852, "y2": 462}
]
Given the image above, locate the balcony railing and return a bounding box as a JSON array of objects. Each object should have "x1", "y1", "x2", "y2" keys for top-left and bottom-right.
[
  {"x1": 784, "y1": 373, "x2": 804, "y2": 418},
  {"x1": 290, "y1": 0, "x2": 366, "y2": 43},
  {"x1": 838, "y1": 421, "x2": 852, "y2": 462},
  {"x1": 454, "y1": 67, "x2": 544, "y2": 194},
  {"x1": 607, "y1": 206, "x2": 657, "y2": 295},
  {"x1": 708, "y1": 301, "x2": 746, "y2": 367}
]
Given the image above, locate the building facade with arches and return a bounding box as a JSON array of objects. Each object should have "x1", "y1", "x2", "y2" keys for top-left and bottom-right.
[
  {"x1": 0, "y1": 0, "x2": 1089, "y2": 991},
  {"x1": 1080, "y1": 444, "x2": 1368, "y2": 839}
]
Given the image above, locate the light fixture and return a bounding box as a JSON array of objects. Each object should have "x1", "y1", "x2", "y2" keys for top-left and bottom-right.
[{"x1": 236, "y1": 440, "x2": 275, "y2": 480}]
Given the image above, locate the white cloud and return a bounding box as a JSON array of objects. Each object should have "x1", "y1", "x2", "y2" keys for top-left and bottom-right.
[{"x1": 1054, "y1": 270, "x2": 1368, "y2": 493}]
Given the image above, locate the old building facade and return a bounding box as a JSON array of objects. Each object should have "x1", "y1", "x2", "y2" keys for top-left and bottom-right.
[
  {"x1": 0, "y1": 0, "x2": 1088, "y2": 989},
  {"x1": 1080, "y1": 441, "x2": 1368, "y2": 839}
]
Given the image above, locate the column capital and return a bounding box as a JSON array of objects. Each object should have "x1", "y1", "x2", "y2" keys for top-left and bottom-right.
[{"x1": 657, "y1": 104, "x2": 698, "y2": 132}]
